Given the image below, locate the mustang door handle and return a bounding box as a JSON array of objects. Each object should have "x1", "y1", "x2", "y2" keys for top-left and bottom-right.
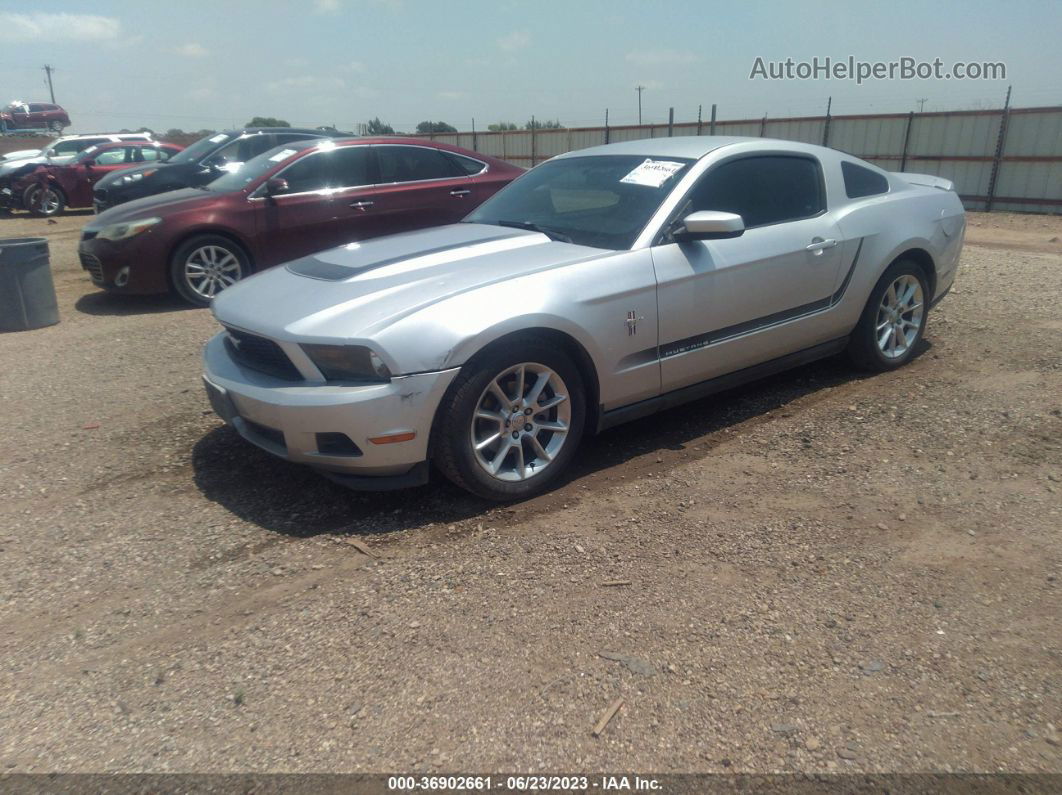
[
  {"x1": 806, "y1": 238, "x2": 838, "y2": 253},
  {"x1": 349, "y1": 200, "x2": 375, "y2": 209},
  {"x1": 449, "y1": 189, "x2": 472, "y2": 197}
]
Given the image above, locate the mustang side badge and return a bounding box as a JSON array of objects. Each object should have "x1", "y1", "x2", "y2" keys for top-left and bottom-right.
[{"x1": 625, "y1": 310, "x2": 643, "y2": 336}]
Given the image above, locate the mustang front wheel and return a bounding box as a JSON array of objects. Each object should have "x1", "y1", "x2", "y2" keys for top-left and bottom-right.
[{"x1": 434, "y1": 341, "x2": 585, "y2": 500}]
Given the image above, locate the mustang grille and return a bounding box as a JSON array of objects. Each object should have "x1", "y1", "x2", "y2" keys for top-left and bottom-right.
[
  {"x1": 79, "y1": 251, "x2": 104, "y2": 282},
  {"x1": 224, "y1": 327, "x2": 302, "y2": 381}
]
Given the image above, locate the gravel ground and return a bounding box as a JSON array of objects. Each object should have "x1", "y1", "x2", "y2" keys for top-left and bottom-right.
[{"x1": 0, "y1": 209, "x2": 1059, "y2": 774}]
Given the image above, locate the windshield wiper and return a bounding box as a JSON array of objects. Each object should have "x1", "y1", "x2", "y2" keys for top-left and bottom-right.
[{"x1": 494, "y1": 219, "x2": 573, "y2": 243}]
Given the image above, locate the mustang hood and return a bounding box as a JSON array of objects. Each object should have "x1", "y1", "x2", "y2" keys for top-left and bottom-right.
[{"x1": 213, "y1": 223, "x2": 610, "y2": 341}]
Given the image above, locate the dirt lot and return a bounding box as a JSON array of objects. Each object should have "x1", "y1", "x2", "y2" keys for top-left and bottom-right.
[{"x1": 0, "y1": 209, "x2": 1059, "y2": 774}]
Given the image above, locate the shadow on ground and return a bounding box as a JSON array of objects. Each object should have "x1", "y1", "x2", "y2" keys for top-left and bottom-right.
[
  {"x1": 75, "y1": 291, "x2": 198, "y2": 316},
  {"x1": 190, "y1": 343, "x2": 929, "y2": 539}
]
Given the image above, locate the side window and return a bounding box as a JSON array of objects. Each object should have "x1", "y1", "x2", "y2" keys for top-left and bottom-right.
[
  {"x1": 92, "y1": 148, "x2": 130, "y2": 165},
  {"x1": 687, "y1": 155, "x2": 825, "y2": 228},
  {"x1": 139, "y1": 147, "x2": 161, "y2": 161},
  {"x1": 52, "y1": 139, "x2": 102, "y2": 156},
  {"x1": 274, "y1": 133, "x2": 315, "y2": 145},
  {"x1": 377, "y1": 146, "x2": 455, "y2": 183},
  {"x1": 444, "y1": 152, "x2": 487, "y2": 176},
  {"x1": 841, "y1": 161, "x2": 889, "y2": 199},
  {"x1": 276, "y1": 152, "x2": 332, "y2": 194},
  {"x1": 238, "y1": 134, "x2": 278, "y2": 162},
  {"x1": 159, "y1": 148, "x2": 178, "y2": 161},
  {"x1": 332, "y1": 146, "x2": 372, "y2": 188},
  {"x1": 28, "y1": 104, "x2": 45, "y2": 113},
  {"x1": 204, "y1": 139, "x2": 243, "y2": 167}
]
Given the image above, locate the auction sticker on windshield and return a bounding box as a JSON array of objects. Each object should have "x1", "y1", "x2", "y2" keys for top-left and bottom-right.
[
  {"x1": 620, "y1": 159, "x2": 686, "y2": 188},
  {"x1": 269, "y1": 149, "x2": 298, "y2": 162},
  {"x1": 209, "y1": 134, "x2": 228, "y2": 143}
]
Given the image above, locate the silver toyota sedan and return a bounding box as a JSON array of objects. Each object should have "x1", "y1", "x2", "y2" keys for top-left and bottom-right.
[{"x1": 203, "y1": 136, "x2": 965, "y2": 500}]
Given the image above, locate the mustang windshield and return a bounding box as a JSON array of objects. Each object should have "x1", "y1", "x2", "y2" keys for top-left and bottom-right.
[{"x1": 466, "y1": 155, "x2": 694, "y2": 249}]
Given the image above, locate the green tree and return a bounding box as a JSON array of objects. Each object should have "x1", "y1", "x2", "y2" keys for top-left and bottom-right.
[
  {"x1": 487, "y1": 121, "x2": 518, "y2": 131},
  {"x1": 525, "y1": 118, "x2": 563, "y2": 130},
  {"x1": 164, "y1": 128, "x2": 186, "y2": 138},
  {"x1": 366, "y1": 117, "x2": 395, "y2": 135},
  {"x1": 415, "y1": 120, "x2": 457, "y2": 134},
  {"x1": 246, "y1": 117, "x2": 290, "y2": 128}
]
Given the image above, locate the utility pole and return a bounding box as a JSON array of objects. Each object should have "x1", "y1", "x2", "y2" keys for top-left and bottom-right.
[
  {"x1": 42, "y1": 64, "x2": 56, "y2": 103},
  {"x1": 916, "y1": 97, "x2": 928, "y2": 112},
  {"x1": 635, "y1": 85, "x2": 645, "y2": 125}
]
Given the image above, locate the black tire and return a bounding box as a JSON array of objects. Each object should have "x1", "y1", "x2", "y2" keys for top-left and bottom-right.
[
  {"x1": 433, "y1": 340, "x2": 586, "y2": 501},
  {"x1": 25, "y1": 184, "x2": 65, "y2": 217},
  {"x1": 169, "y1": 234, "x2": 251, "y2": 307},
  {"x1": 847, "y1": 258, "x2": 930, "y2": 371},
  {"x1": 49, "y1": 121, "x2": 63, "y2": 133}
]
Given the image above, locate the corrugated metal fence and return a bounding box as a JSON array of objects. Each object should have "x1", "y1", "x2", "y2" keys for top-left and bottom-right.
[{"x1": 427, "y1": 105, "x2": 1062, "y2": 214}]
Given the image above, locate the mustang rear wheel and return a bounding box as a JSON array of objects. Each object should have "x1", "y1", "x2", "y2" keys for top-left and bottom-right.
[
  {"x1": 848, "y1": 259, "x2": 929, "y2": 371},
  {"x1": 170, "y1": 235, "x2": 250, "y2": 307},
  {"x1": 434, "y1": 341, "x2": 585, "y2": 500}
]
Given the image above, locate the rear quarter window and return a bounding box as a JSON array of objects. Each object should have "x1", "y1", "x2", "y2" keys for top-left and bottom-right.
[{"x1": 841, "y1": 161, "x2": 889, "y2": 199}]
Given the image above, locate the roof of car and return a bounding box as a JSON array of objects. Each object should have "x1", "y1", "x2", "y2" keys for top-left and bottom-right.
[
  {"x1": 557, "y1": 136, "x2": 786, "y2": 160},
  {"x1": 236, "y1": 127, "x2": 347, "y2": 136}
]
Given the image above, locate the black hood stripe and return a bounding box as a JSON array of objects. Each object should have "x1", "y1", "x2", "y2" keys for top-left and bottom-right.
[{"x1": 286, "y1": 231, "x2": 531, "y2": 281}]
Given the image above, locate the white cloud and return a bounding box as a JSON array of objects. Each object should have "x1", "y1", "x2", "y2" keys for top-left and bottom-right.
[
  {"x1": 0, "y1": 12, "x2": 121, "y2": 42},
  {"x1": 344, "y1": 60, "x2": 367, "y2": 73},
  {"x1": 174, "y1": 42, "x2": 208, "y2": 58},
  {"x1": 633, "y1": 79, "x2": 665, "y2": 91},
  {"x1": 352, "y1": 86, "x2": 379, "y2": 99},
  {"x1": 285, "y1": 57, "x2": 309, "y2": 68},
  {"x1": 497, "y1": 30, "x2": 530, "y2": 51},
  {"x1": 625, "y1": 49, "x2": 700, "y2": 66},
  {"x1": 314, "y1": 0, "x2": 341, "y2": 13}
]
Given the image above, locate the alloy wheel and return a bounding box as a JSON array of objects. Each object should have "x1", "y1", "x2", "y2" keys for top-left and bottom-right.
[
  {"x1": 876, "y1": 274, "x2": 924, "y2": 359},
  {"x1": 30, "y1": 187, "x2": 61, "y2": 216},
  {"x1": 183, "y1": 245, "x2": 243, "y2": 300},
  {"x1": 470, "y1": 362, "x2": 572, "y2": 482}
]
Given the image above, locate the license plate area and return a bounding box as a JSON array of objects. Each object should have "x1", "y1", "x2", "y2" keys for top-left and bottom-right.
[{"x1": 203, "y1": 376, "x2": 238, "y2": 423}]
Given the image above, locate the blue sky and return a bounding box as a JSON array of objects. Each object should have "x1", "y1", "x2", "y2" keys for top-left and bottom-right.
[{"x1": 1, "y1": 0, "x2": 1059, "y2": 134}]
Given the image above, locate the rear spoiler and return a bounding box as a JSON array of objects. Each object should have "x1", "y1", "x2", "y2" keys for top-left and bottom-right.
[{"x1": 892, "y1": 172, "x2": 955, "y2": 192}]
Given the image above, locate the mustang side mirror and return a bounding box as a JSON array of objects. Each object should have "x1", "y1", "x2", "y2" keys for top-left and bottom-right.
[
  {"x1": 265, "y1": 177, "x2": 289, "y2": 196},
  {"x1": 674, "y1": 210, "x2": 745, "y2": 241}
]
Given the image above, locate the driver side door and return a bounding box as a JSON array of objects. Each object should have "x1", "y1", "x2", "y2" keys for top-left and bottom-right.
[{"x1": 652, "y1": 154, "x2": 851, "y2": 392}]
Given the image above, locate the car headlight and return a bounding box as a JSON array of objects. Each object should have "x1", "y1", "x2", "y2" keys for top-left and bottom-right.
[
  {"x1": 96, "y1": 216, "x2": 162, "y2": 241},
  {"x1": 119, "y1": 169, "x2": 156, "y2": 184},
  {"x1": 301, "y1": 344, "x2": 392, "y2": 383}
]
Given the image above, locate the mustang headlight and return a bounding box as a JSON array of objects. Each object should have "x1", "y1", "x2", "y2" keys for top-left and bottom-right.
[
  {"x1": 97, "y1": 216, "x2": 161, "y2": 241},
  {"x1": 301, "y1": 344, "x2": 392, "y2": 383}
]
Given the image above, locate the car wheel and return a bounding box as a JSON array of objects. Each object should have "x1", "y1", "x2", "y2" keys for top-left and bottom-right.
[
  {"x1": 433, "y1": 341, "x2": 586, "y2": 501},
  {"x1": 170, "y1": 235, "x2": 251, "y2": 307},
  {"x1": 847, "y1": 259, "x2": 929, "y2": 371},
  {"x1": 25, "y1": 184, "x2": 64, "y2": 217},
  {"x1": 48, "y1": 121, "x2": 63, "y2": 133}
]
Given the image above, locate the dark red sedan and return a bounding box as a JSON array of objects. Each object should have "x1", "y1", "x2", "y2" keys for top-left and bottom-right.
[
  {"x1": 22, "y1": 141, "x2": 184, "y2": 216},
  {"x1": 0, "y1": 101, "x2": 70, "y2": 133},
  {"x1": 78, "y1": 137, "x2": 523, "y2": 305}
]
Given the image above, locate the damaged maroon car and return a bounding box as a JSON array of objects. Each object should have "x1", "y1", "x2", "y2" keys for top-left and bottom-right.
[{"x1": 18, "y1": 140, "x2": 184, "y2": 216}]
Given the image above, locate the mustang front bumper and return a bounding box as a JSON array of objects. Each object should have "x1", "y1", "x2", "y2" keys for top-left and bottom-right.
[{"x1": 202, "y1": 332, "x2": 459, "y2": 484}]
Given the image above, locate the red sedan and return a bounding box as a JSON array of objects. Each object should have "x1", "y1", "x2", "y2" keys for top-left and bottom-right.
[
  {"x1": 0, "y1": 101, "x2": 70, "y2": 133},
  {"x1": 78, "y1": 137, "x2": 523, "y2": 305},
  {"x1": 22, "y1": 141, "x2": 184, "y2": 216}
]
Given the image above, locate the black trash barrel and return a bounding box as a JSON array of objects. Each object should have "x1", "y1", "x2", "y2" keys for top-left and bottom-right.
[{"x1": 0, "y1": 237, "x2": 59, "y2": 332}]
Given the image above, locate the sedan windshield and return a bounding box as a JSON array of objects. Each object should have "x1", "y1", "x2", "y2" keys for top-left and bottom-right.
[
  {"x1": 167, "y1": 132, "x2": 231, "y2": 165},
  {"x1": 466, "y1": 155, "x2": 694, "y2": 249}
]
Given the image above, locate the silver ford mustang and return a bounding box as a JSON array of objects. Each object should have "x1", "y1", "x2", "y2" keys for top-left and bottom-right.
[{"x1": 203, "y1": 136, "x2": 965, "y2": 500}]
